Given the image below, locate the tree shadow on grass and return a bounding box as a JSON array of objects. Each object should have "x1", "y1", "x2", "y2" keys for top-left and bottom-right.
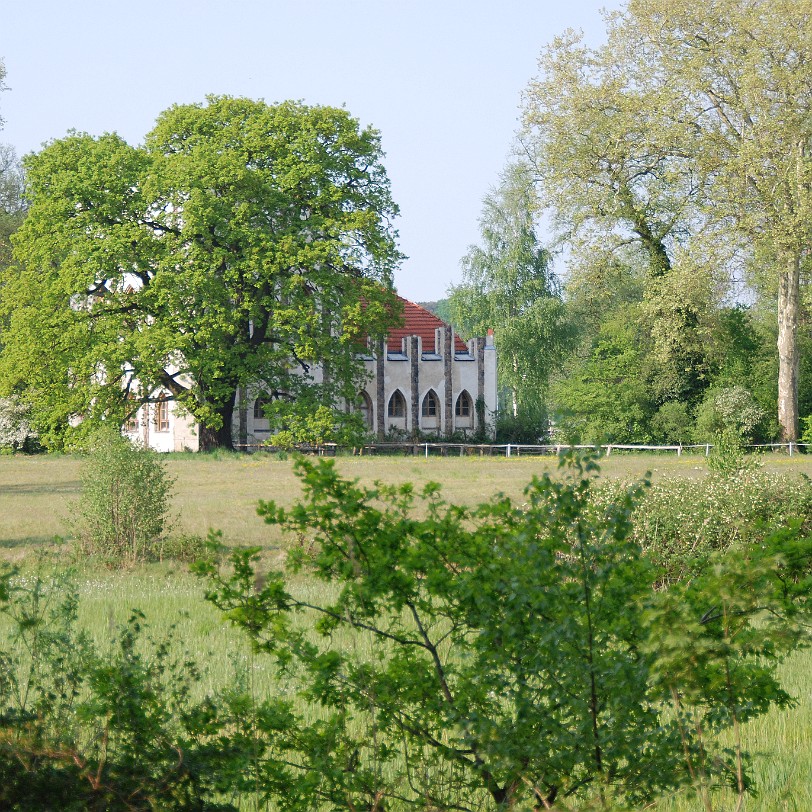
[
  {"x1": 0, "y1": 481, "x2": 80, "y2": 495},
  {"x1": 0, "y1": 535, "x2": 72, "y2": 553}
]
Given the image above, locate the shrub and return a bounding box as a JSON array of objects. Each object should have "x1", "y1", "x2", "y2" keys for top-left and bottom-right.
[
  {"x1": 495, "y1": 402, "x2": 550, "y2": 443},
  {"x1": 197, "y1": 453, "x2": 812, "y2": 811},
  {"x1": 267, "y1": 398, "x2": 369, "y2": 450},
  {"x1": 650, "y1": 401, "x2": 693, "y2": 444},
  {"x1": 800, "y1": 414, "x2": 812, "y2": 447},
  {"x1": 0, "y1": 395, "x2": 38, "y2": 452},
  {"x1": 694, "y1": 385, "x2": 765, "y2": 443},
  {"x1": 1, "y1": 456, "x2": 810, "y2": 811},
  {"x1": 71, "y1": 429, "x2": 175, "y2": 565},
  {"x1": 595, "y1": 467, "x2": 812, "y2": 585},
  {"x1": 159, "y1": 533, "x2": 210, "y2": 564},
  {"x1": 706, "y1": 426, "x2": 758, "y2": 476},
  {"x1": 0, "y1": 564, "x2": 243, "y2": 810}
]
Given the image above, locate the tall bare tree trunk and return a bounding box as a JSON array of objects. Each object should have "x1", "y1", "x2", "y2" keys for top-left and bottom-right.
[{"x1": 777, "y1": 253, "x2": 800, "y2": 442}]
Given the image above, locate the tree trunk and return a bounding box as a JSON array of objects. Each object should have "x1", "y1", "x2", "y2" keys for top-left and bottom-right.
[
  {"x1": 198, "y1": 391, "x2": 237, "y2": 451},
  {"x1": 777, "y1": 253, "x2": 800, "y2": 443},
  {"x1": 512, "y1": 356, "x2": 519, "y2": 418}
]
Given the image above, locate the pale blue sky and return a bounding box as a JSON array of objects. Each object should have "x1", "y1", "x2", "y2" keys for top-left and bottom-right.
[{"x1": 1, "y1": 0, "x2": 620, "y2": 301}]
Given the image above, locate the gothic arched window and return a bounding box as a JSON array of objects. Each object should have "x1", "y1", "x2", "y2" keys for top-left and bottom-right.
[
  {"x1": 421, "y1": 390, "x2": 439, "y2": 418},
  {"x1": 387, "y1": 390, "x2": 406, "y2": 418}
]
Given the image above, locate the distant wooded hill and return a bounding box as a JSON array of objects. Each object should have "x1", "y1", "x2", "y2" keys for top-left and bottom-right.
[{"x1": 416, "y1": 299, "x2": 451, "y2": 324}]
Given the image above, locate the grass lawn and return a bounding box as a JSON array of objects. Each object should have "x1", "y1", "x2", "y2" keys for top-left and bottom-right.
[
  {"x1": 6, "y1": 448, "x2": 812, "y2": 556},
  {"x1": 2, "y1": 449, "x2": 812, "y2": 810}
]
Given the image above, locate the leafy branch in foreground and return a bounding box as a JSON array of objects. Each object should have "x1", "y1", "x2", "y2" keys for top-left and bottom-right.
[
  {"x1": 198, "y1": 453, "x2": 812, "y2": 810},
  {"x1": 0, "y1": 564, "x2": 244, "y2": 811}
]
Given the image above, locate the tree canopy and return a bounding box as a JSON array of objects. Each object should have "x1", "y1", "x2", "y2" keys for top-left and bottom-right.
[
  {"x1": 524, "y1": 0, "x2": 812, "y2": 442},
  {"x1": 0, "y1": 96, "x2": 401, "y2": 449},
  {"x1": 448, "y1": 161, "x2": 572, "y2": 435},
  {"x1": 0, "y1": 59, "x2": 26, "y2": 273},
  {"x1": 0, "y1": 144, "x2": 25, "y2": 271}
]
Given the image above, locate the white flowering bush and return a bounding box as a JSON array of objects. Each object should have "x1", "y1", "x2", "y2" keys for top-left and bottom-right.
[
  {"x1": 694, "y1": 385, "x2": 765, "y2": 442},
  {"x1": 0, "y1": 396, "x2": 37, "y2": 452},
  {"x1": 593, "y1": 469, "x2": 812, "y2": 585}
]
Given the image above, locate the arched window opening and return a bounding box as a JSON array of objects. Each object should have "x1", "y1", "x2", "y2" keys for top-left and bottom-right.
[
  {"x1": 455, "y1": 391, "x2": 472, "y2": 418},
  {"x1": 421, "y1": 390, "x2": 439, "y2": 418},
  {"x1": 387, "y1": 390, "x2": 406, "y2": 418},
  {"x1": 253, "y1": 396, "x2": 272, "y2": 421},
  {"x1": 357, "y1": 391, "x2": 373, "y2": 429}
]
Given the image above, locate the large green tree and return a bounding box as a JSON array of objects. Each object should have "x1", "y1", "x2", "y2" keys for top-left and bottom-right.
[
  {"x1": 632, "y1": 0, "x2": 812, "y2": 442},
  {"x1": 524, "y1": 0, "x2": 812, "y2": 442},
  {"x1": 448, "y1": 160, "x2": 572, "y2": 422},
  {"x1": 0, "y1": 61, "x2": 34, "y2": 451},
  {"x1": 523, "y1": 22, "x2": 722, "y2": 411},
  {"x1": 0, "y1": 96, "x2": 401, "y2": 449}
]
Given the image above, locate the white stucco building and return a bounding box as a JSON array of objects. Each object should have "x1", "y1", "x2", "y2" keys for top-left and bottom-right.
[{"x1": 124, "y1": 297, "x2": 497, "y2": 451}]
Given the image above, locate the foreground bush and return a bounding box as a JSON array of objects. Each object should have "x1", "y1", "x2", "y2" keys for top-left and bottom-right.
[
  {"x1": 0, "y1": 565, "x2": 249, "y2": 811},
  {"x1": 197, "y1": 454, "x2": 812, "y2": 811},
  {"x1": 2, "y1": 454, "x2": 811, "y2": 810}
]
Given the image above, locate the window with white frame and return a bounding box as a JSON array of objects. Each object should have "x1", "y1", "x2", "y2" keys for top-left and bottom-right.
[{"x1": 155, "y1": 395, "x2": 170, "y2": 432}]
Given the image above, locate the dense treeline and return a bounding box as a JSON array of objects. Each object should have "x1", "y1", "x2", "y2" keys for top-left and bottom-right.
[
  {"x1": 446, "y1": 168, "x2": 794, "y2": 447},
  {"x1": 0, "y1": 62, "x2": 24, "y2": 306},
  {"x1": 0, "y1": 96, "x2": 401, "y2": 452},
  {"x1": 450, "y1": 0, "x2": 812, "y2": 447},
  {"x1": 3, "y1": 3, "x2": 812, "y2": 451}
]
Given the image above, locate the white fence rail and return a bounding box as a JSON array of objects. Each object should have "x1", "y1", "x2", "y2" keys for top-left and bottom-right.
[
  {"x1": 238, "y1": 441, "x2": 811, "y2": 457},
  {"x1": 485, "y1": 442, "x2": 807, "y2": 458}
]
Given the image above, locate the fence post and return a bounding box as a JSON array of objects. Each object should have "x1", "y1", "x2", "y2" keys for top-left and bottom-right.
[
  {"x1": 425, "y1": 443, "x2": 428, "y2": 459},
  {"x1": 677, "y1": 445, "x2": 682, "y2": 457},
  {"x1": 507, "y1": 443, "x2": 511, "y2": 458},
  {"x1": 606, "y1": 445, "x2": 612, "y2": 457},
  {"x1": 705, "y1": 444, "x2": 710, "y2": 457},
  {"x1": 789, "y1": 441, "x2": 794, "y2": 456}
]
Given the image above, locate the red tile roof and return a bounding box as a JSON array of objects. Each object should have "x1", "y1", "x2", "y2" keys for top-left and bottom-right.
[{"x1": 387, "y1": 297, "x2": 468, "y2": 354}]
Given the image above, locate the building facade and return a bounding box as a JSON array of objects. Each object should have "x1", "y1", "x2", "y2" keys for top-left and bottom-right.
[{"x1": 125, "y1": 298, "x2": 496, "y2": 451}]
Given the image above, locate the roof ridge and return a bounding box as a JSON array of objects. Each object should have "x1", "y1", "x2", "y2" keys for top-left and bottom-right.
[{"x1": 388, "y1": 295, "x2": 468, "y2": 353}]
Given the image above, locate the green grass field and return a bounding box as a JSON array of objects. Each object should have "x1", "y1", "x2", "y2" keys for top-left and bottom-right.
[
  {"x1": 2, "y1": 450, "x2": 811, "y2": 810},
  {"x1": 8, "y1": 449, "x2": 812, "y2": 556}
]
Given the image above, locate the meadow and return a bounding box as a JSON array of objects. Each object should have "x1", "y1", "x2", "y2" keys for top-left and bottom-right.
[
  {"x1": 9, "y1": 448, "x2": 812, "y2": 555},
  {"x1": 1, "y1": 450, "x2": 811, "y2": 810}
]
